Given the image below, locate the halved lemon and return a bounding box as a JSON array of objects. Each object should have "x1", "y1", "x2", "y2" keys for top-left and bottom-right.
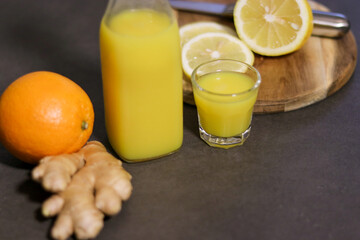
[
  {"x1": 181, "y1": 32, "x2": 254, "y2": 78},
  {"x1": 179, "y1": 21, "x2": 237, "y2": 46},
  {"x1": 233, "y1": 0, "x2": 313, "y2": 56}
]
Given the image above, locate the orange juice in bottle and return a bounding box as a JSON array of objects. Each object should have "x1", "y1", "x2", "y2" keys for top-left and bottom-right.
[{"x1": 100, "y1": 0, "x2": 183, "y2": 162}]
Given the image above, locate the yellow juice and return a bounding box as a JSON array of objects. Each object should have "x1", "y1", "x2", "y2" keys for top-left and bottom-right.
[
  {"x1": 100, "y1": 9, "x2": 183, "y2": 161},
  {"x1": 193, "y1": 71, "x2": 258, "y2": 137}
]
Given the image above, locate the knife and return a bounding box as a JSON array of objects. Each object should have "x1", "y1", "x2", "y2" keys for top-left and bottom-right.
[{"x1": 170, "y1": 0, "x2": 350, "y2": 38}]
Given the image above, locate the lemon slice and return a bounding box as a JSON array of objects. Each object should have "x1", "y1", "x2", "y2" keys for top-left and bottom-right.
[
  {"x1": 181, "y1": 32, "x2": 254, "y2": 78},
  {"x1": 233, "y1": 0, "x2": 313, "y2": 56},
  {"x1": 179, "y1": 21, "x2": 237, "y2": 46}
]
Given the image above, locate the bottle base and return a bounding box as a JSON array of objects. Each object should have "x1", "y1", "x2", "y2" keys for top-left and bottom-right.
[{"x1": 118, "y1": 145, "x2": 182, "y2": 163}]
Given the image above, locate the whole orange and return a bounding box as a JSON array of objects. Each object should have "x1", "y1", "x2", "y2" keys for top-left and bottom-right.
[{"x1": 0, "y1": 71, "x2": 94, "y2": 164}]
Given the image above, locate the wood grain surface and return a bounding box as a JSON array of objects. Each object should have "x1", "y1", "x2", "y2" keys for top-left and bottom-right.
[{"x1": 179, "y1": 0, "x2": 358, "y2": 113}]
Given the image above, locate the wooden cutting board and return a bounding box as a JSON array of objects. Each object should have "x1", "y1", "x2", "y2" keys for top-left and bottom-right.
[{"x1": 179, "y1": 1, "x2": 357, "y2": 113}]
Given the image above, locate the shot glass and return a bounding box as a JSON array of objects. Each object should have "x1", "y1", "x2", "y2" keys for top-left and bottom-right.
[{"x1": 191, "y1": 59, "x2": 261, "y2": 149}]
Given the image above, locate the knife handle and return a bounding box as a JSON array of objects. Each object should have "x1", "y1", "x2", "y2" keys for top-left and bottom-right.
[
  {"x1": 312, "y1": 10, "x2": 350, "y2": 38},
  {"x1": 224, "y1": 6, "x2": 350, "y2": 38}
]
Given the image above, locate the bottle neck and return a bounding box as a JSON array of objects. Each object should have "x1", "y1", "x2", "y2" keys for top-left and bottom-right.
[{"x1": 104, "y1": 0, "x2": 173, "y2": 18}]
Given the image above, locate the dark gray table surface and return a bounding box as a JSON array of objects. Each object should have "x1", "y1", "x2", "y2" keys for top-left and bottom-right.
[{"x1": 0, "y1": 0, "x2": 359, "y2": 239}]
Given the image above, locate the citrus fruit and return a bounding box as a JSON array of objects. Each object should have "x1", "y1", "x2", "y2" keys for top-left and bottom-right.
[
  {"x1": 181, "y1": 32, "x2": 254, "y2": 78},
  {"x1": 0, "y1": 71, "x2": 94, "y2": 164},
  {"x1": 233, "y1": 0, "x2": 313, "y2": 56},
  {"x1": 179, "y1": 21, "x2": 237, "y2": 46}
]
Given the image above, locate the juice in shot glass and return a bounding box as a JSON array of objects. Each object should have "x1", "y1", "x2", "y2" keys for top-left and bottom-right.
[{"x1": 191, "y1": 59, "x2": 261, "y2": 149}]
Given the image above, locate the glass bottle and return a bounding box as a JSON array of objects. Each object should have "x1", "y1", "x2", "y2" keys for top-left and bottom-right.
[{"x1": 99, "y1": 0, "x2": 183, "y2": 162}]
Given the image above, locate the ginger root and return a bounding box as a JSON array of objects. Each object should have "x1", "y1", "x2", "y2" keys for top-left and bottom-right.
[{"x1": 32, "y1": 141, "x2": 132, "y2": 240}]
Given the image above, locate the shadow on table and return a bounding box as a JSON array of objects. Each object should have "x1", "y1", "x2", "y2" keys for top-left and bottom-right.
[
  {"x1": 0, "y1": 149, "x2": 52, "y2": 223},
  {"x1": 18, "y1": 179, "x2": 55, "y2": 240},
  {"x1": 0, "y1": 147, "x2": 32, "y2": 169},
  {"x1": 18, "y1": 178, "x2": 51, "y2": 222},
  {"x1": 183, "y1": 103, "x2": 198, "y2": 137}
]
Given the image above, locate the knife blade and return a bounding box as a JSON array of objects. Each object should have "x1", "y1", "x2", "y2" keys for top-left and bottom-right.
[{"x1": 170, "y1": 0, "x2": 350, "y2": 38}]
